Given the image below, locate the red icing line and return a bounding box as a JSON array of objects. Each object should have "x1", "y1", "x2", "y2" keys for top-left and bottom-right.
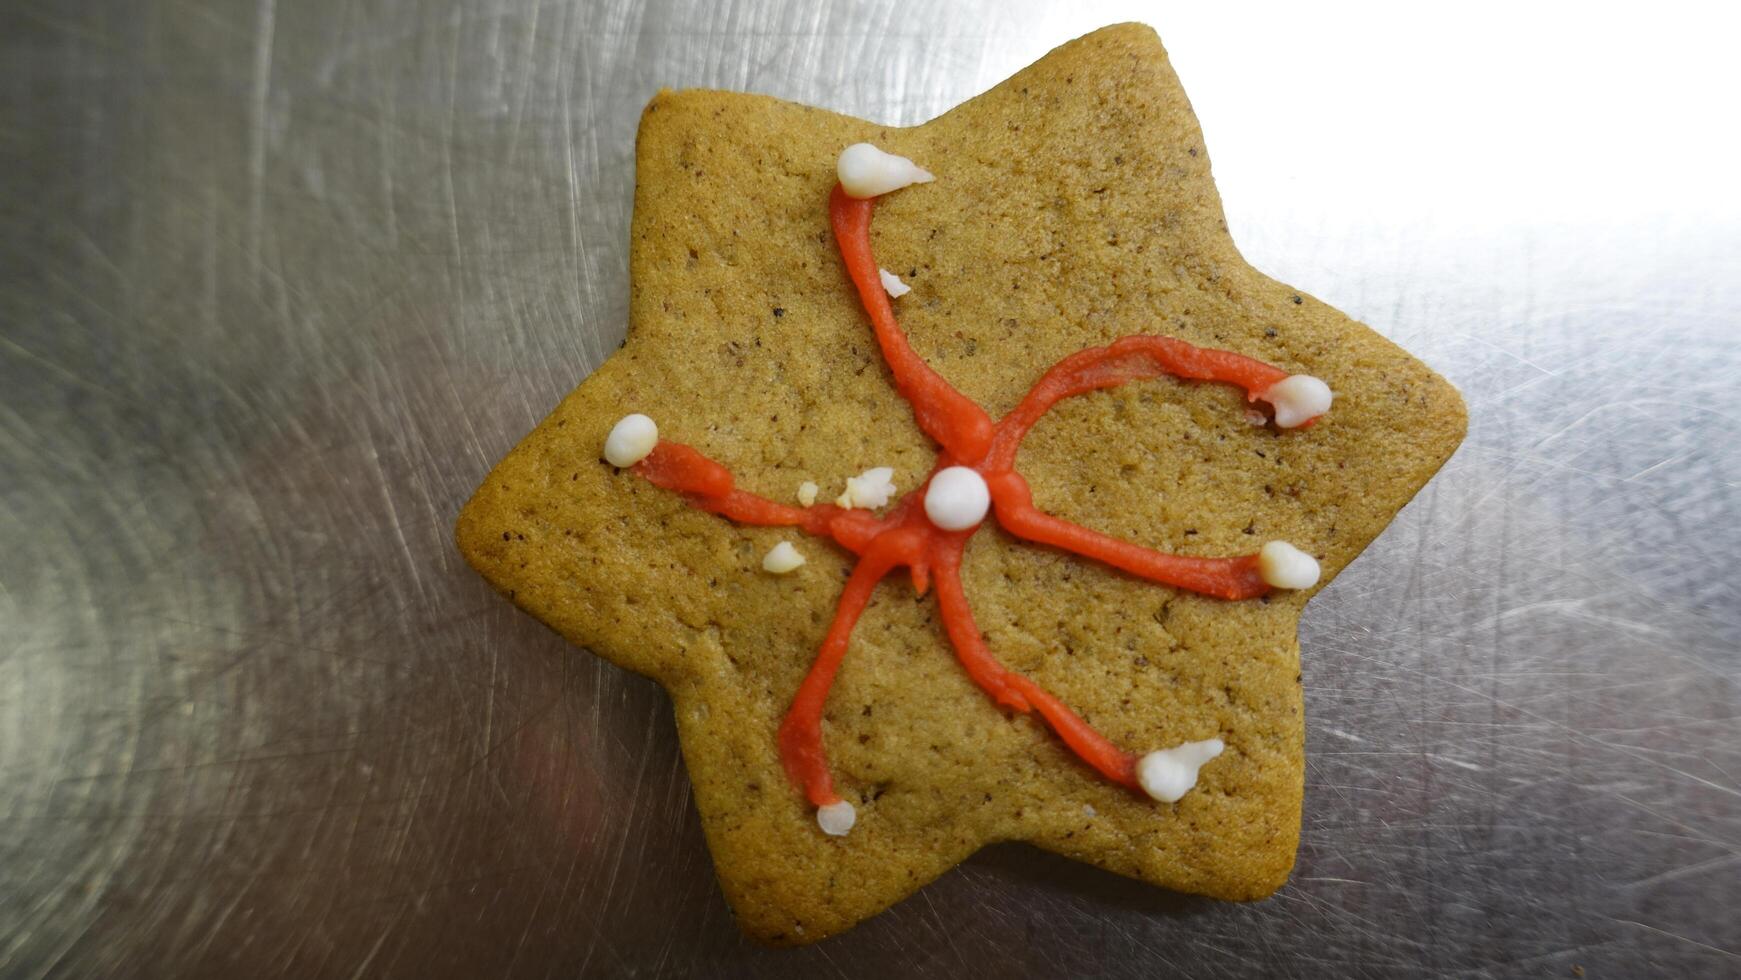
[
  {"x1": 637, "y1": 442, "x2": 735, "y2": 497},
  {"x1": 983, "y1": 336, "x2": 1288, "y2": 473},
  {"x1": 777, "y1": 529, "x2": 923, "y2": 805},
  {"x1": 829, "y1": 188, "x2": 995, "y2": 464},
  {"x1": 625, "y1": 180, "x2": 1326, "y2": 810},
  {"x1": 985, "y1": 472, "x2": 1269, "y2": 601}
]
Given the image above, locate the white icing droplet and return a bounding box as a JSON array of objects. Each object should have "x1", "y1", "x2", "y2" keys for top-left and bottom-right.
[
  {"x1": 879, "y1": 268, "x2": 911, "y2": 298},
  {"x1": 816, "y1": 800, "x2": 856, "y2": 836},
  {"x1": 762, "y1": 541, "x2": 806, "y2": 574},
  {"x1": 1137, "y1": 738, "x2": 1224, "y2": 803},
  {"x1": 1258, "y1": 540, "x2": 1321, "y2": 590},
  {"x1": 1083, "y1": 804, "x2": 1098, "y2": 817},
  {"x1": 923, "y1": 466, "x2": 990, "y2": 531},
  {"x1": 837, "y1": 143, "x2": 935, "y2": 198},
  {"x1": 603, "y1": 414, "x2": 658, "y2": 467},
  {"x1": 797, "y1": 481, "x2": 819, "y2": 507},
  {"x1": 837, "y1": 466, "x2": 897, "y2": 509},
  {"x1": 1263, "y1": 374, "x2": 1333, "y2": 428}
]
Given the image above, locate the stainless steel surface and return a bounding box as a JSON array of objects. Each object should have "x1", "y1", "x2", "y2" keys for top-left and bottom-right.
[{"x1": 4, "y1": 1, "x2": 1738, "y2": 975}]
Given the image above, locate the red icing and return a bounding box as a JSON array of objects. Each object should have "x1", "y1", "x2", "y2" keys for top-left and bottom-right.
[
  {"x1": 829, "y1": 188, "x2": 996, "y2": 463},
  {"x1": 627, "y1": 182, "x2": 1325, "y2": 808}
]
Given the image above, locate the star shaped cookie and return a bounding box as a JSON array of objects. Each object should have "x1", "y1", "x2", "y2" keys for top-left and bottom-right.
[{"x1": 456, "y1": 23, "x2": 1466, "y2": 944}]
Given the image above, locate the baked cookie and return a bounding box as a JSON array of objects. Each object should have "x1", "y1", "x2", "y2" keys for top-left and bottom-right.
[{"x1": 456, "y1": 22, "x2": 1466, "y2": 945}]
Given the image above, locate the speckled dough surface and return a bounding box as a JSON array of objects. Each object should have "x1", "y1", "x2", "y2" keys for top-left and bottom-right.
[{"x1": 456, "y1": 23, "x2": 1466, "y2": 945}]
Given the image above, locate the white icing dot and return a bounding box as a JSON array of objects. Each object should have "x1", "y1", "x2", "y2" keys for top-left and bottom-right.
[
  {"x1": 1137, "y1": 738, "x2": 1224, "y2": 803},
  {"x1": 922, "y1": 466, "x2": 990, "y2": 531},
  {"x1": 837, "y1": 143, "x2": 935, "y2": 199},
  {"x1": 816, "y1": 800, "x2": 856, "y2": 836},
  {"x1": 797, "y1": 481, "x2": 819, "y2": 507},
  {"x1": 603, "y1": 414, "x2": 658, "y2": 467},
  {"x1": 878, "y1": 268, "x2": 911, "y2": 298},
  {"x1": 836, "y1": 466, "x2": 896, "y2": 510},
  {"x1": 762, "y1": 541, "x2": 806, "y2": 574},
  {"x1": 1258, "y1": 540, "x2": 1321, "y2": 590},
  {"x1": 1263, "y1": 374, "x2": 1333, "y2": 428}
]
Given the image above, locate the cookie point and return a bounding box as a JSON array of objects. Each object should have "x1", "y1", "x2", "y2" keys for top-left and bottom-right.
[
  {"x1": 603, "y1": 413, "x2": 658, "y2": 467},
  {"x1": 837, "y1": 143, "x2": 934, "y2": 198},
  {"x1": 1136, "y1": 738, "x2": 1224, "y2": 803},
  {"x1": 1263, "y1": 374, "x2": 1333, "y2": 428},
  {"x1": 816, "y1": 800, "x2": 856, "y2": 836},
  {"x1": 1258, "y1": 540, "x2": 1321, "y2": 590},
  {"x1": 923, "y1": 466, "x2": 990, "y2": 531}
]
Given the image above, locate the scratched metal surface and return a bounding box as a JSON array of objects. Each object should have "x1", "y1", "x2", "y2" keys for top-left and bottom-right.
[{"x1": 4, "y1": 1, "x2": 1739, "y2": 976}]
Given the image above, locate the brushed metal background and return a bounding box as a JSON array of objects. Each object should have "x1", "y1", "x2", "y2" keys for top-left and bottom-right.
[{"x1": 4, "y1": 1, "x2": 1739, "y2": 976}]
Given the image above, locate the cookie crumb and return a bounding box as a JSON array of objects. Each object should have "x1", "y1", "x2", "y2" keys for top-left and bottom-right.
[
  {"x1": 762, "y1": 541, "x2": 806, "y2": 574},
  {"x1": 835, "y1": 467, "x2": 896, "y2": 509},
  {"x1": 878, "y1": 268, "x2": 911, "y2": 298}
]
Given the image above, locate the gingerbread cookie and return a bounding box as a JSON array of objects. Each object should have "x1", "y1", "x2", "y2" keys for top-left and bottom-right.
[{"x1": 456, "y1": 23, "x2": 1466, "y2": 944}]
